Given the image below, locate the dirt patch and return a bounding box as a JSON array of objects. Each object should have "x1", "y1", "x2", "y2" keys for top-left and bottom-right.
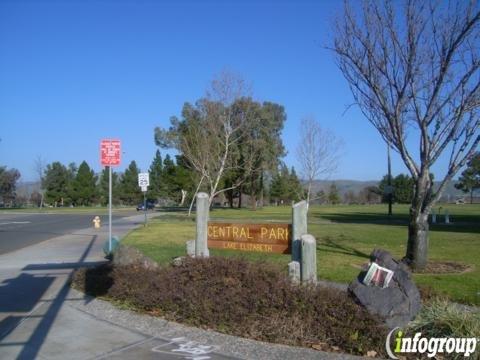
[
  {"x1": 417, "y1": 261, "x2": 473, "y2": 274},
  {"x1": 72, "y1": 257, "x2": 388, "y2": 357}
]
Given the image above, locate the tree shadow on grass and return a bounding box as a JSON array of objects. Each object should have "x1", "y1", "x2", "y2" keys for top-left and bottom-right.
[
  {"x1": 318, "y1": 236, "x2": 370, "y2": 260},
  {"x1": 157, "y1": 206, "x2": 189, "y2": 212},
  {"x1": 317, "y1": 212, "x2": 409, "y2": 224},
  {"x1": 316, "y1": 212, "x2": 480, "y2": 234}
]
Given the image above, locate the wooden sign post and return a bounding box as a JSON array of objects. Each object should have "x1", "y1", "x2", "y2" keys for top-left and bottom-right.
[{"x1": 192, "y1": 199, "x2": 315, "y2": 285}]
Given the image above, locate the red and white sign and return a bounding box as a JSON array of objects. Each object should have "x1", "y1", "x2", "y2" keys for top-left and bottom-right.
[{"x1": 100, "y1": 139, "x2": 121, "y2": 166}]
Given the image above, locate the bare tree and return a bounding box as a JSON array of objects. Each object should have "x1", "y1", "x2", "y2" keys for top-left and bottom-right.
[
  {"x1": 332, "y1": 1, "x2": 480, "y2": 269},
  {"x1": 296, "y1": 117, "x2": 342, "y2": 209},
  {"x1": 34, "y1": 155, "x2": 46, "y2": 208}
]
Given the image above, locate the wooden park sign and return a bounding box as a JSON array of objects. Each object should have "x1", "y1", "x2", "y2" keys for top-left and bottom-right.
[
  {"x1": 193, "y1": 194, "x2": 314, "y2": 283},
  {"x1": 207, "y1": 222, "x2": 292, "y2": 254}
]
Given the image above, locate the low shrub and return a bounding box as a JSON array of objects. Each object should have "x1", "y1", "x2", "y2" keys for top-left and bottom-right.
[
  {"x1": 403, "y1": 298, "x2": 480, "y2": 359},
  {"x1": 72, "y1": 256, "x2": 388, "y2": 356},
  {"x1": 408, "y1": 298, "x2": 480, "y2": 340}
]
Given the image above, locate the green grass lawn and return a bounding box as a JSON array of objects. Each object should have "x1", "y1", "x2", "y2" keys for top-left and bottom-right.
[{"x1": 122, "y1": 203, "x2": 480, "y2": 305}]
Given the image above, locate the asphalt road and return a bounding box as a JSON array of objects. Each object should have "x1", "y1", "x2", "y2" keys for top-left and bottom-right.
[{"x1": 0, "y1": 212, "x2": 134, "y2": 255}]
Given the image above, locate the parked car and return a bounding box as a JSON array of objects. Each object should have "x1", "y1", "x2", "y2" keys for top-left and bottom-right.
[{"x1": 136, "y1": 201, "x2": 155, "y2": 211}]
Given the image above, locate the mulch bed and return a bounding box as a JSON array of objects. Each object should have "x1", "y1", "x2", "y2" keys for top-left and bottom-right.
[
  {"x1": 72, "y1": 256, "x2": 388, "y2": 357},
  {"x1": 416, "y1": 261, "x2": 472, "y2": 274}
]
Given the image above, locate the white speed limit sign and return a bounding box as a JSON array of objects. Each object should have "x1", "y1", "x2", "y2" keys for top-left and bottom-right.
[{"x1": 138, "y1": 172, "x2": 150, "y2": 188}]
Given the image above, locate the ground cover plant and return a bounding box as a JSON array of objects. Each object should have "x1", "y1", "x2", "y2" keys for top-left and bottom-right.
[
  {"x1": 72, "y1": 256, "x2": 388, "y2": 356},
  {"x1": 123, "y1": 204, "x2": 480, "y2": 305},
  {"x1": 406, "y1": 298, "x2": 480, "y2": 360},
  {"x1": 409, "y1": 298, "x2": 480, "y2": 340}
]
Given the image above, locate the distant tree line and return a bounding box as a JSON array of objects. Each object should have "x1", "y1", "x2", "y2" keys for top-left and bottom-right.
[
  {"x1": 2, "y1": 160, "x2": 477, "y2": 208},
  {"x1": 34, "y1": 154, "x2": 197, "y2": 207},
  {"x1": 0, "y1": 151, "x2": 197, "y2": 207}
]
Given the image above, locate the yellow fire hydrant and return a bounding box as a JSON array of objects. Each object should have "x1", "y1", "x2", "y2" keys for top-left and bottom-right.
[{"x1": 93, "y1": 216, "x2": 101, "y2": 229}]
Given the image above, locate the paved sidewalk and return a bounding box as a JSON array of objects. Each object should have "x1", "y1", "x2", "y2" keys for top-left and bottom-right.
[{"x1": 0, "y1": 214, "x2": 366, "y2": 360}]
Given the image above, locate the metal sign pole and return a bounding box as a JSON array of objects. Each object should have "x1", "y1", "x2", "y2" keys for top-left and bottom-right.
[
  {"x1": 144, "y1": 191, "x2": 147, "y2": 227},
  {"x1": 109, "y1": 165, "x2": 112, "y2": 252},
  {"x1": 138, "y1": 172, "x2": 149, "y2": 227},
  {"x1": 100, "y1": 139, "x2": 120, "y2": 255}
]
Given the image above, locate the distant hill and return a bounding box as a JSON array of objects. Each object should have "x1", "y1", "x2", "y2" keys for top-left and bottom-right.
[
  {"x1": 310, "y1": 180, "x2": 378, "y2": 196},
  {"x1": 309, "y1": 179, "x2": 466, "y2": 201},
  {"x1": 16, "y1": 179, "x2": 469, "y2": 203}
]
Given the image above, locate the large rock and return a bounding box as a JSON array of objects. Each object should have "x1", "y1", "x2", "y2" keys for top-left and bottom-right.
[
  {"x1": 112, "y1": 244, "x2": 159, "y2": 270},
  {"x1": 348, "y1": 249, "x2": 421, "y2": 328}
]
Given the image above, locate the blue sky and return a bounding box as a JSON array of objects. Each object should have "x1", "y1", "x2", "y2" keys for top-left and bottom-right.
[{"x1": 0, "y1": 0, "x2": 454, "y2": 182}]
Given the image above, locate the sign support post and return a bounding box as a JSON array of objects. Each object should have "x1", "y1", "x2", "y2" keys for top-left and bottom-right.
[
  {"x1": 138, "y1": 172, "x2": 150, "y2": 227},
  {"x1": 143, "y1": 191, "x2": 147, "y2": 227},
  {"x1": 100, "y1": 139, "x2": 121, "y2": 255},
  {"x1": 109, "y1": 165, "x2": 112, "y2": 252}
]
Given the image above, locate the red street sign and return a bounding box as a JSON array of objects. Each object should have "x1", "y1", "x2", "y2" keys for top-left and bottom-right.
[{"x1": 100, "y1": 139, "x2": 121, "y2": 166}]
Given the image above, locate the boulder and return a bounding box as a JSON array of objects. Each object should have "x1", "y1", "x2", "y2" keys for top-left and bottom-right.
[
  {"x1": 112, "y1": 244, "x2": 158, "y2": 270},
  {"x1": 348, "y1": 249, "x2": 421, "y2": 328}
]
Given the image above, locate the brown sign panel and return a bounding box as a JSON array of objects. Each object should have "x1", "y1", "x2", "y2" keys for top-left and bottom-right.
[{"x1": 207, "y1": 222, "x2": 291, "y2": 254}]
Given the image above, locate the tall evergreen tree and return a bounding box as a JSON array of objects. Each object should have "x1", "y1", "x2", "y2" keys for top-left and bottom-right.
[
  {"x1": 162, "y1": 154, "x2": 176, "y2": 196},
  {"x1": 379, "y1": 174, "x2": 415, "y2": 204},
  {"x1": 43, "y1": 162, "x2": 71, "y2": 206},
  {"x1": 119, "y1": 161, "x2": 142, "y2": 205},
  {"x1": 148, "y1": 150, "x2": 163, "y2": 200},
  {"x1": 393, "y1": 174, "x2": 414, "y2": 204},
  {"x1": 0, "y1": 166, "x2": 21, "y2": 205},
  {"x1": 98, "y1": 168, "x2": 120, "y2": 206},
  {"x1": 288, "y1": 167, "x2": 304, "y2": 201},
  {"x1": 270, "y1": 165, "x2": 289, "y2": 204},
  {"x1": 455, "y1": 153, "x2": 480, "y2": 204},
  {"x1": 71, "y1": 161, "x2": 97, "y2": 206},
  {"x1": 232, "y1": 100, "x2": 287, "y2": 209},
  {"x1": 328, "y1": 183, "x2": 340, "y2": 205},
  {"x1": 147, "y1": 153, "x2": 196, "y2": 204},
  {"x1": 65, "y1": 162, "x2": 77, "y2": 204},
  {"x1": 173, "y1": 155, "x2": 196, "y2": 204},
  {"x1": 270, "y1": 165, "x2": 303, "y2": 204}
]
